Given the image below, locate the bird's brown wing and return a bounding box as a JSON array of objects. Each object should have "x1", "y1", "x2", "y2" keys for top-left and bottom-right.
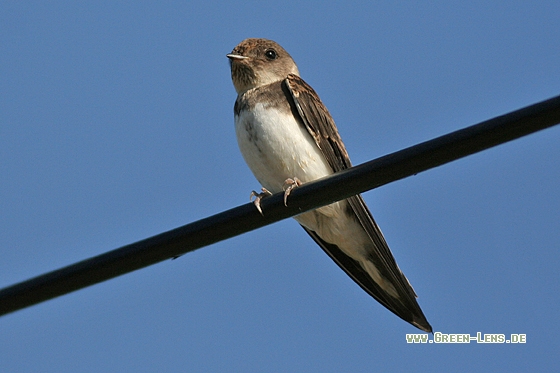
[{"x1": 283, "y1": 74, "x2": 431, "y2": 332}]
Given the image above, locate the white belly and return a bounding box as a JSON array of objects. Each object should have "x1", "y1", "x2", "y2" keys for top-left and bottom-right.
[
  {"x1": 235, "y1": 103, "x2": 369, "y2": 255},
  {"x1": 235, "y1": 103, "x2": 332, "y2": 194}
]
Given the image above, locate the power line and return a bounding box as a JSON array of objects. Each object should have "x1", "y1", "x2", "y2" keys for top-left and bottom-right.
[{"x1": 1, "y1": 94, "x2": 559, "y2": 317}]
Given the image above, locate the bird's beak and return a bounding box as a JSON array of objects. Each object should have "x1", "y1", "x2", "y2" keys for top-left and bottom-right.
[{"x1": 226, "y1": 53, "x2": 248, "y2": 60}]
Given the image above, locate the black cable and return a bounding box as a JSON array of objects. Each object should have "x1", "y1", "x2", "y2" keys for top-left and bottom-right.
[{"x1": 1, "y1": 94, "x2": 559, "y2": 317}]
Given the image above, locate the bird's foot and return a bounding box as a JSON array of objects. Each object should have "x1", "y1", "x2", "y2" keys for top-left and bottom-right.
[
  {"x1": 250, "y1": 188, "x2": 273, "y2": 215},
  {"x1": 282, "y1": 177, "x2": 302, "y2": 206}
]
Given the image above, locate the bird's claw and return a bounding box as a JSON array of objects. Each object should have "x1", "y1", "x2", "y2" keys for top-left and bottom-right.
[
  {"x1": 250, "y1": 188, "x2": 273, "y2": 215},
  {"x1": 282, "y1": 177, "x2": 302, "y2": 206}
]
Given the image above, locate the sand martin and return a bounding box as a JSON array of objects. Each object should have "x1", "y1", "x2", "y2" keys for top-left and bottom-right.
[{"x1": 227, "y1": 38, "x2": 431, "y2": 332}]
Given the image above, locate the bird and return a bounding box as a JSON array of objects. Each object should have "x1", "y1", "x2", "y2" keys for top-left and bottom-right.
[{"x1": 227, "y1": 38, "x2": 432, "y2": 332}]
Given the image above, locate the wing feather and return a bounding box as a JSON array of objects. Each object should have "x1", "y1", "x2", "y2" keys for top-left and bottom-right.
[{"x1": 284, "y1": 74, "x2": 431, "y2": 332}]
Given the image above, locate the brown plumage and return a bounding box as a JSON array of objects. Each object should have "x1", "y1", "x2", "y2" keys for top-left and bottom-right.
[{"x1": 228, "y1": 38, "x2": 432, "y2": 332}]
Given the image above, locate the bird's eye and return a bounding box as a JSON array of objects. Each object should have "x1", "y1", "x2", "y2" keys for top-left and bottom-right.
[{"x1": 264, "y1": 49, "x2": 277, "y2": 60}]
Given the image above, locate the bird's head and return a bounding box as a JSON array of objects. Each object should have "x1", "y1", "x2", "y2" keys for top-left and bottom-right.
[{"x1": 227, "y1": 38, "x2": 300, "y2": 95}]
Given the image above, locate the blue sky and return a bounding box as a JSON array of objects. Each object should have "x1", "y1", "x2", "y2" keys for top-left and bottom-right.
[{"x1": 1, "y1": 1, "x2": 559, "y2": 372}]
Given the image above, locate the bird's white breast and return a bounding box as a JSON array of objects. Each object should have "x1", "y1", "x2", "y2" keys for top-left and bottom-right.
[
  {"x1": 235, "y1": 100, "x2": 375, "y2": 268},
  {"x1": 235, "y1": 103, "x2": 332, "y2": 194}
]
